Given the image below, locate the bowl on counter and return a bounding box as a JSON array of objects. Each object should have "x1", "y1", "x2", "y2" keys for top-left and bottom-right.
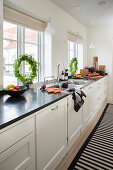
[{"x1": 4, "y1": 86, "x2": 27, "y2": 97}]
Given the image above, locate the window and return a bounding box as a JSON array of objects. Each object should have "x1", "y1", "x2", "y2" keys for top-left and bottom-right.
[
  {"x1": 68, "y1": 37, "x2": 83, "y2": 73},
  {"x1": 25, "y1": 28, "x2": 44, "y2": 82},
  {"x1": 3, "y1": 21, "x2": 19, "y2": 87},
  {"x1": 3, "y1": 21, "x2": 44, "y2": 87},
  {"x1": 68, "y1": 41, "x2": 77, "y2": 65}
]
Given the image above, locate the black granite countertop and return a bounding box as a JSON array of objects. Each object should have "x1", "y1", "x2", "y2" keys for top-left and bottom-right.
[
  {"x1": 0, "y1": 76, "x2": 108, "y2": 130},
  {"x1": 0, "y1": 88, "x2": 69, "y2": 130}
]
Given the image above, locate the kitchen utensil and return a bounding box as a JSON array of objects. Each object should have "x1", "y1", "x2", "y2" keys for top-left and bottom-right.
[
  {"x1": 99, "y1": 65, "x2": 106, "y2": 74},
  {"x1": 80, "y1": 69, "x2": 88, "y2": 77},
  {"x1": 93, "y1": 57, "x2": 98, "y2": 70},
  {"x1": 89, "y1": 76, "x2": 103, "y2": 79}
]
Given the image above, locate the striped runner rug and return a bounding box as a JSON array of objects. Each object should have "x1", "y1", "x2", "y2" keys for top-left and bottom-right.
[{"x1": 68, "y1": 104, "x2": 113, "y2": 170}]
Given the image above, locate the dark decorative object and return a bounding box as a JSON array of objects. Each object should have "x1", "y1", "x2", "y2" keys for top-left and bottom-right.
[
  {"x1": 84, "y1": 67, "x2": 95, "y2": 73},
  {"x1": 4, "y1": 86, "x2": 27, "y2": 97}
]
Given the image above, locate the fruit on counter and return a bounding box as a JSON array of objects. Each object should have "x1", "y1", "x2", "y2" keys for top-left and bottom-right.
[
  {"x1": 14, "y1": 86, "x2": 20, "y2": 90},
  {"x1": 95, "y1": 73, "x2": 100, "y2": 76},
  {"x1": 9, "y1": 87, "x2": 14, "y2": 91},
  {"x1": 4, "y1": 84, "x2": 20, "y2": 91},
  {"x1": 88, "y1": 72, "x2": 100, "y2": 77},
  {"x1": 88, "y1": 74, "x2": 93, "y2": 77},
  {"x1": 73, "y1": 74, "x2": 82, "y2": 78},
  {"x1": 40, "y1": 84, "x2": 46, "y2": 91},
  {"x1": 4, "y1": 84, "x2": 15, "y2": 91},
  {"x1": 73, "y1": 74, "x2": 77, "y2": 77}
]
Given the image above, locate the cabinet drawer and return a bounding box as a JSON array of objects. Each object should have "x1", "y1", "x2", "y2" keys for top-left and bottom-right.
[
  {"x1": 0, "y1": 117, "x2": 34, "y2": 153},
  {"x1": 0, "y1": 133, "x2": 35, "y2": 170}
]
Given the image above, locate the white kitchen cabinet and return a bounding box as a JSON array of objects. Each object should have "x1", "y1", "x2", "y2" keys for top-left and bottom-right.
[
  {"x1": 82, "y1": 82, "x2": 97, "y2": 130},
  {"x1": 82, "y1": 77, "x2": 107, "y2": 130},
  {"x1": 36, "y1": 99, "x2": 67, "y2": 170},
  {"x1": 82, "y1": 85, "x2": 91, "y2": 130},
  {"x1": 101, "y1": 76, "x2": 107, "y2": 101},
  {"x1": 0, "y1": 77, "x2": 108, "y2": 170},
  {"x1": 89, "y1": 83, "x2": 97, "y2": 118},
  {"x1": 94, "y1": 77, "x2": 107, "y2": 112},
  {"x1": 0, "y1": 117, "x2": 35, "y2": 170},
  {"x1": 67, "y1": 95, "x2": 82, "y2": 149}
]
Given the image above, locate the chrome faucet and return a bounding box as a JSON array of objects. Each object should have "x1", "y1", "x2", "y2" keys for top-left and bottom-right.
[{"x1": 57, "y1": 62, "x2": 65, "y2": 82}]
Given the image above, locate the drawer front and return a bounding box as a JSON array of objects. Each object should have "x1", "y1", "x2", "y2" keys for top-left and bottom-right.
[
  {"x1": 0, "y1": 117, "x2": 34, "y2": 153},
  {"x1": 0, "y1": 133, "x2": 35, "y2": 170}
]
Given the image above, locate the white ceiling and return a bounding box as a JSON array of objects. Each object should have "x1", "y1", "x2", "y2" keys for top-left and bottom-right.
[{"x1": 51, "y1": 0, "x2": 113, "y2": 26}]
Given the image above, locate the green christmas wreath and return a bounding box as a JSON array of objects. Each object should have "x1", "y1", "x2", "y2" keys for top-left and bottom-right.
[
  {"x1": 14, "y1": 54, "x2": 40, "y2": 84},
  {"x1": 69, "y1": 57, "x2": 78, "y2": 74}
]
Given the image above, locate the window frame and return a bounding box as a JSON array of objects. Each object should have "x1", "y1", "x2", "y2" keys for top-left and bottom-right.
[
  {"x1": 3, "y1": 20, "x2": 45, "y2": 86},
  {"x1": 68, "y1": 40, "x2": 78, "y2": 66},
  {"x1": 68, "y1": 39, "x2": 83, "y2": 73}
]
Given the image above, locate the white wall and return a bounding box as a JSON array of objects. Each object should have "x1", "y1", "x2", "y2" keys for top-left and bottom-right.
[
  {"x1": 0, "y1": 0, "x2": 3, "y2": 87},
  {"x1": 87, "y1": 26, "x2": 113, "y2": 100},
  {"x1": 51, "y1": 3, "x2": 87, "y2": 76},
  {"x1": 0, "y1": 0, "x2": 87, "y2": 84}
]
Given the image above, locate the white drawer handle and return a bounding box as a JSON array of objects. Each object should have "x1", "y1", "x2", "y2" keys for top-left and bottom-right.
[{"x1": 52, "y1": 106, "x2": 58, "y2": 111}]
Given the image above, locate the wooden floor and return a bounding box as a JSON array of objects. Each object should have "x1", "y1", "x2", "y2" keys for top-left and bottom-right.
[{"x1": 55, "y1": 101, "x2": 107, "y2": 170}]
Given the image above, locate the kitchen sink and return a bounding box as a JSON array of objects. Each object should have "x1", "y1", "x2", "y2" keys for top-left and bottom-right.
[
  {"x1": 50, "y1": 84, "x2": 61, "y2": 88},
  {"x1": 67, "y1": 79, "x2": 89, "y2": 89},
  {"x1": 68, "y1": 79, "x2": 88, "y2": 85},
  {"x1": 47, "y1": 79, "x2": 89, "y2": 92}
]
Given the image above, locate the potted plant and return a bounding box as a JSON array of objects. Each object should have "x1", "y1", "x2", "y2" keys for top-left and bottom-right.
[
  {"x1": 69, "y1": 57, "x2": 78, "y2": 75},
  {"x1": 14, "y1": 54, "x2": 40, "y2": 88}
]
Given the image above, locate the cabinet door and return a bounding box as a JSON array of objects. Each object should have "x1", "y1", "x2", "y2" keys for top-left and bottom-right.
[
  {"x1": 82, "y1": 86, "x2": 91, "y2": 129},
  {"x1": 36, "y1": 99, "x2": 67, "y2": 170},
  {"x1": 67, "y1": 95, "x2": 82, "y2": 149},
  {"x1": 102, "y1": 77, "x2": 107, "y2": 101},
  {"x1": 0, "y1": 133, "x2": 35, "y2": 170},
  {"x1": 89, "y1": 83, "x2": 96, "y2": 118},
  {"x1": 95, "y1": 78, "x2": 106, "y2": 112},
  {"x1": 104, "y1": 77, "x2": 107, "y2": 99}
]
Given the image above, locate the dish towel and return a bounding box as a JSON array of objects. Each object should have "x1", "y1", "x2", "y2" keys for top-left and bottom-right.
[{"x1": 72, "y1": 89, "x2": 86, "y2": 112}]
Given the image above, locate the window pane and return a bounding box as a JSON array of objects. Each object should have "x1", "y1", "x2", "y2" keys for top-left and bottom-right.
[
  {"x1": 24, "y1": 28, "x2": 44, "y2": 83},
  {"x1": 25, "y1": 43, "x2": 38, "y2": 82},
  {"x1": 3, "y1": 21, "x2": 17, "y2": 40},
  {"x1": 3, "y1": 40, "x2": 17, "y2": 64},
  {"x1": 3, "y1": 39, "x2": 18, "y2": 87},
  {"x1": 25, "y1": 43, "x2": 38, "y2": 61},
  {"x1": 70, "y1": 51, "x2": 74, "y2": 60},
  {"x1": 4, "y1": 67, "x2": 17, "y2": 87},
  {"x1": 25, "y1": 64, "x2": 32, "y2": 75},
  {"x1": 25, "y1": 28, "x2": 37, "y2": 43},
  {"x1": 70, "y1": 41, "x2": 74, "y2": 50}
]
